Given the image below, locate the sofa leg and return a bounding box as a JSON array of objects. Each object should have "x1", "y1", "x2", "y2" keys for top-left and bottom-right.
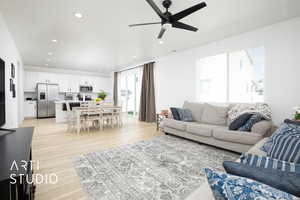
[{"x1": 165, "y1": 132, "x2": 169, "y2": 135}]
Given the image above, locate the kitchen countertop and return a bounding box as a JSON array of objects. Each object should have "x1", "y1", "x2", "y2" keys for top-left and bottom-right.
[{"x1": 55, "y1": 100, "x2": 89, "y2": 104}]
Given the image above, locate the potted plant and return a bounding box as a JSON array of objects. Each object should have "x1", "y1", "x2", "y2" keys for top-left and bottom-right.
[
  {"x1": 96, "y1": 91, "x2": 107, "y2": 101},
  {"x1": 294, "y1": 106, "x2": 300, "y2": 121}
]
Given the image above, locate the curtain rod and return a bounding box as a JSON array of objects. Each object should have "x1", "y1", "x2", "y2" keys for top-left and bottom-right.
[{"x1": 117, "y1": 61, "x2": 155, "y2": 73}]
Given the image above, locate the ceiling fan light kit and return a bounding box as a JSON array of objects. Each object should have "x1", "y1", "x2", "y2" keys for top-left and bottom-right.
[{"x1": 129, "y1": 0, "x2": 207, "y2": 39}]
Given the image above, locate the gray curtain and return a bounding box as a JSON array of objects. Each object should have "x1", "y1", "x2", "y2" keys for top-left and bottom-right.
[
  {"x1": 113, "y1": 72, "x2": 118, "y2": 105},
  {"x1": 139, "y1": 62, "x2": 156, "y2": 122}
]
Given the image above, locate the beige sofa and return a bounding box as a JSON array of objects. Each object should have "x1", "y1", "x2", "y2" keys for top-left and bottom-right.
[
  {"x1": 186, "y1": 138, "x2": 268, "y2": 200},
  {"x1": 162, "y1": 101, "x2": 273, "y2": 153}
]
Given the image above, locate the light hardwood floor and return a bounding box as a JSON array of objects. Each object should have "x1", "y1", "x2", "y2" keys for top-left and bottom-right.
[{"x1": 21, "y1": 117, "x2": 162, "y2": 200}]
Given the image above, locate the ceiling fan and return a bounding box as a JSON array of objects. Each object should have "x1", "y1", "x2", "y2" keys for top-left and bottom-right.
[{"x1": 129, "y1": 0, "x2": 207, "y2": 39}]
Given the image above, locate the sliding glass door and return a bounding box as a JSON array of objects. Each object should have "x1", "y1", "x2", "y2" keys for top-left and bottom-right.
[{"x1": 119, "y1": 68, "x2": 142, "y2": 117}]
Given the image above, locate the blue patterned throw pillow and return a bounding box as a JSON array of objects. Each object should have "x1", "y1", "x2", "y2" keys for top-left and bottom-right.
[
  {"x1": 267, "y1": 134, "x2": 300, "y2": 164},
  {"x1": 205, "y1": 168, "x2": 299, "y2": 200},
  {"x1": 240, "y1": 153, "x2": 300, "y2": 174},
  {"x1": 177, "y1": 108, "x2": 193, "y2": 122},
  {"x1": 261, "y1": 122, "x2": 300, "y2": 152},
  {"x1": 229, "y1": 113, "x2": 253, "y2": 130},
  {"x1": 238, "y1": 113, "x2": 265, "y2": 131},
  {"x1": 170, "y1": 107, "x2": 181, "y2": 120}
]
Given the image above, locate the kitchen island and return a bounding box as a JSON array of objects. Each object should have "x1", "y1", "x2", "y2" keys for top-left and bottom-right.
[{"x1": 55, "y1": 101, "x2": 81, "y2": 123}]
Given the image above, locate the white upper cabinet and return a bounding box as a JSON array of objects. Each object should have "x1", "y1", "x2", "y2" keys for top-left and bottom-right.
[
  {"x1": 24, "y1": 71, "x2": 39, "y2": 91},
  {"x1": 37, "y1": 72, "x2": 50, "y2": 83},
  {"x1": 56, "y1": 74, "x2": 68, "y2": 93},
  {"x1": 69, "y1": 75, "x2": 79, "y2": 93},
  {"x1": 24, "y1": 71, "x2": 111, "y2": 94}
]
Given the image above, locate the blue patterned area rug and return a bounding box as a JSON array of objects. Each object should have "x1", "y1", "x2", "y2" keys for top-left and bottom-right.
[{"x1": 73, "y1": 135, "x2": 239, "y2": 200}]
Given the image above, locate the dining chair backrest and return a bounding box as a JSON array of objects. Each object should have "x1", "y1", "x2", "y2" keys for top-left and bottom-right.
[
  {"x1": 66, "y1": 102, "x2": 71, "y2": 112},
  {"x1": 85, "y1": 107, "x2": 103, "y2": 118},
  {"x1": 65, "y1": 102, "x2": 76, "y2": 120},
  {"x1": 80, "y1": 101, "x2": 90, "y2": 107},
  {"x1": 101, "y1": 100, "x2": 114, "y2": 106},
  {"x1": 89, "y1": 101, "x2": 97, "y2": 107},
  {"x1": 95, "y1": 101, "x2": 102, "y2": 106}
]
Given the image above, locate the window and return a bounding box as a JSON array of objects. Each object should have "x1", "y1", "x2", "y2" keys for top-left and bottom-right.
[
  {"x1": 118, "y1": 67, "x2": 142, "y2": 116},
  {"x1": 196, "y1": 53, "x2": 227, "y2": 102},
  {"x1": 196, "y1": 47, "x2": 264, "y2": 103}
]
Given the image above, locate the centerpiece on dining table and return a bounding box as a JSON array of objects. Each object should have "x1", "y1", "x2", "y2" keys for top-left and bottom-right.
[{"x1": 96, "y1": 91, "x2": 108, "y2": 101}]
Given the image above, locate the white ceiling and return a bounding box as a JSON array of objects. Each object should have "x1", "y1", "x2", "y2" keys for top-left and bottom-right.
[{"x1": 1, "y1": 0, "x2": 300, "y2": 74}]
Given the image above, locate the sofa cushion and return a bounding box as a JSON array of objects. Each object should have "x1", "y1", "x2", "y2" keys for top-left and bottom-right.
[
  {"x1": 213, "y1": 127, "x2": 262, "y2": 145},
  {"x1": 251, "y1": 120, "x2": 272, "y2": 136},
  {"x1": 201, "y1": 103, "x2": 228, "y2": 126},
  {"x1": 186, "y1": 123, "x2": 221, "y2": 137},
  {"x1": 163, "y1": 118, "x2": 186, "y2": 131},
  {"x1": 183, "y1": 101, "x2": 205, "y2": 122},
  {"x1": 223, "y1": 161, "x2": 300, "y2": 197}
]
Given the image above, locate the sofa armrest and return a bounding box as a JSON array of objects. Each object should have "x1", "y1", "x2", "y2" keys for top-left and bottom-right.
[
  {"x1": 168, "y1": 112, "x2": 174, "y2": 119},
  {"x1": 251, "y1": 120, "x2": 273, "y2": 137}
]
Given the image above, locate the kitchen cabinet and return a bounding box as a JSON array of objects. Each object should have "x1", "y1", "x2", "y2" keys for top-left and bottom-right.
[
  {"x1": 24, "y1": 101, "x2": 37, "y2": 118},
  {"x1": 24, "y1": 71, "x2": 111, "y2": 94},
  {"x1": 24, "y1": 71, "x2": 39, "y2": 92},
  {"x1": 69, "y1": 75, "x2": 79, "y2": 93},
  {"x1": 37, "y1": 72, "x2": 58, "y2": 84},
  {"x1": 92, "y1": 77, "x2": 101, "y2": 92}
]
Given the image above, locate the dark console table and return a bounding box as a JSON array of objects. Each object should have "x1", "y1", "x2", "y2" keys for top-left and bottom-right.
[{"x1": 0, "y1": 127, "x2": 35, "y2": 200}]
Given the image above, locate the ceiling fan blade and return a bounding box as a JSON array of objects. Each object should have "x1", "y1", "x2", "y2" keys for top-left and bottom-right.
[
  {"x1": 171, "y1": 2, "x2": 207, "y2": 22},
  {"x1": 129, "y1": 22, "x2": 161, "y2": 27},
  {"x1": 145, "y1": 0, "x2": 167, "y2": 20},
  {"x1": 158, "y1": 28, "x2": 166, "y2": 39},
  {"x1": 172, "y1": 21, "x2": 198, "y2": 32}
]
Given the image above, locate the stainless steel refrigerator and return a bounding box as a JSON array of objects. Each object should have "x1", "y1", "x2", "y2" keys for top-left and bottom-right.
[{"x1": 37, "y1": 83, "x2": 59, "y2": 118}]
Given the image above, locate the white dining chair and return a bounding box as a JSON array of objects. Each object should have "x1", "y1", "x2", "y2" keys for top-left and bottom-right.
[
  {"x1": 112, "y1": 107, "x2": 123, "y2": 128},
  {"x1": 66, "y1": 102, "x2": 85, "y2": 133},
  {"x1": 101, "y1": 107, "x2": 114, "y2": 128},
  {"x1": 83, "y1": 108, "x2": 103, "y2": 133}
]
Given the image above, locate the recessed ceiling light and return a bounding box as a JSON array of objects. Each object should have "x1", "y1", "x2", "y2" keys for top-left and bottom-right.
[
  {"x1": 74, "y1": 12, "x2": 83, "y2": 19},
  {"x1": 159, "y1": 40, "x2": 164, "y2": 44},
  {"x1": 46, "y1": 58, "x2": 51, "y2": 62},
  {"x1": 48, "y1": 52, "x2": 53, "y2": 56},
  {"x1": 51, "y1": 39, "x2": 58, "y2": 43},
  {"x1": 133, "y1": 56, "x2": 137, "y2": 59},
  {"x1": 45, "y1": 63, "x2": 49, "y2": 66}
]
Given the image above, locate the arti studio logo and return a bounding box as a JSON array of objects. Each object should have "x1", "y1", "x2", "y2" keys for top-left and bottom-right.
[{"x1": 10, "y1": 160, "x2": 58, "y2": 185}]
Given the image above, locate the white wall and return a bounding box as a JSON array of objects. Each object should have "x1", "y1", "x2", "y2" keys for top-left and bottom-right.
[
  {"x1": 155, "y1": 16, "x2": 300, "y2": 125},
  {"x1": 0, "y1": 13, "x2": 24, "y2": 128}
]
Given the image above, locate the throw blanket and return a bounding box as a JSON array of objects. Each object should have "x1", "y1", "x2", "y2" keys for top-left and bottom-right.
[{"x1": 228, "y1": 103, "x2": 272, "y2": 123}]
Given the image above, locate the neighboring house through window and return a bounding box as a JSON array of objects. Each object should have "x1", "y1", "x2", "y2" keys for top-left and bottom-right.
[{"x1": 196, "y1": 47, "x2": 265, "y2": 103}]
